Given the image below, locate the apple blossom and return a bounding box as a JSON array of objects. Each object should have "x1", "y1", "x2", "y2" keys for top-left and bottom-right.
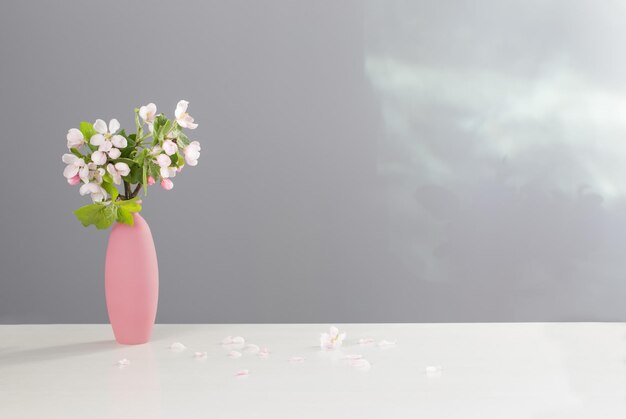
[
  {"x1": 62, "y1": 154, "x2": 85, "y2": 179},
  {"x1": 66, "y1": 128, "x2": 85, "y2": 149},
  {"x1": 80, "y1": 182, "x2": 107, "y2": 202},
  {"x1": 64, "y1": 100, "x2": 203, "y2": 229},
  {"x1": 90, "y1": 118, "x2": 126, "y2": 164},
  {"x1": 156, "y1": 153, "x2": 171, "y2": 168},
  {"x1": 155, "y1": 153, "x2": 177, "y2": 178},
  {"x1": 320, "y1": 326, "x2": 346, "y2": 350},
  {"x1": 161, "y1": 179, "x2": 174, "y2": 190},
  {"x1": 183, "y1": 141, "x2": 201, "y2": 166},
  {"x1": 93, "y1": 119, "x2": 127, "y2": 147},
  {"x1": 139, "y1": 103, "x2": 157, "y2": 125},
  {"x1": 107, "y1": 162, "x2": 131, "y2": 185},
  {"x1": 80, "y1": 163, "x2": 105, "y2": 184},
  {"x1": 162, "y1": 139, "x2": 178, "y2": 156},
  {"x1": 175, "y1": 100, "x2": 198, "y2": 129},
  {"x1": 67, "y1": 174, "x2": 81, "y2": 186}
]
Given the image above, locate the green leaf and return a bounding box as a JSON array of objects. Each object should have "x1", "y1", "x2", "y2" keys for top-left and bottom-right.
[
  {"x1": 170, "y1": 153, "x2": 179, "y2": 166},
  {"x1": 74, "y1": 203, "x2": 116, "y2": 229},
  {"x1": 69, "y1": 147, "x2": 84, "y2": 159},
  {"x1": 95, "y1": 205, "x2": 117, "y2": 229},
  {"x1": 134, "y1": 148, "x2": 147, "y2": 163},
  {"x1": 79, "y1": 121, "x2": 96, "y2": 141},
  {"x1": 149, "y1": 162, "x2": 160, "y2": 179},
  {"x1": 176, "y1": 131, "x2": 190, "y2": 147},
  {"x1": 142, "y1": 162, "x2": 148, "y2": 196},
  {"x1": 74, "y1": 204, "x2": 104, "y2": 227},
  {"x1": 79, "y1": 122, "x2": 97, "y2": 152},
  {"x1": 127, "y1": 165, "x2": 142, "y2": 184},
  {"x1": 152, "y1": 114, "x2": 172, "y2": 143},
  {"x1": 116, "y1": 207, "x2": 134, "y2": 225},
  {"x1": 100, "y1": 180, "x2": 119, "y2": 202},
  {"x1": 118, "y1": 197, "x2": 142, "y2": 213}
]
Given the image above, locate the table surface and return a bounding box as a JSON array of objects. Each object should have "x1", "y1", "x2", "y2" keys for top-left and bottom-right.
[{"x1": 1, "y1": 323, "x2": 625, "y2": 418}]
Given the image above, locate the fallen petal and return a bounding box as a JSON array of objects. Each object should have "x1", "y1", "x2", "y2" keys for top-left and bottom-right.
[
  {"x1": 222, "y1": 336, "x2": 234, "y2": 345},
  {"x1": 342, "y1": 354, "x2": 363, "y2": 360},
  {"x1": 244, "y1": 344, "x2": 260, "y2": 354},
  {"x1": 231, "y1": 336, "x2": 245, "y2": 345},
  {"x1": 258, "y1": 348, "x2": 270, "y2": 359},
  {"x1": 289, "y1": 356, "x2": 305, "y2": 364},
  {"x1": 235, "y1": 369, "x2": 249, "y2": 377},
  {"x1": 228, "y1": 350, "x2": 242, "y2": 359},
  {"x1": 117, "y1": 358, "x2": 131, "y2": 367},
  {"x1": 351, "y1": 358, "x2": 371, "y2": 370},
  {"x1": 193, "y1": 351, "x2": 208, "y2": 359},
  {"x1": 359, "y1": 337, "x2": 375, "y2": 345},
  {"x1": 425, "y1": 365, "x2": 443, "y2": 377},
  {"x1": 169, "y1": 342, "x2": 187, "y2": 351},
  {"x1": 378, "y1": 340, "x2": 396, "y2": 347}
]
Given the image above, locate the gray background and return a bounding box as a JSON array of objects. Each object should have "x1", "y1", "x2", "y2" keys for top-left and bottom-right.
[{"x1": 2, "y1": 0, "x2": 626, "y2": 323}]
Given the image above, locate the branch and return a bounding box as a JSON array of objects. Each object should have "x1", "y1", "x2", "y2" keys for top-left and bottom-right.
[
  {"x1": 123, "y1": 181, "x2": 131, "y2": 200},
  {"x1": 131, "y1": 184, "x2": 142, "y2": 198}
]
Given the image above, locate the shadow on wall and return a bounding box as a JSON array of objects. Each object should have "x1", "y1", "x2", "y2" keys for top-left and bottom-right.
[{"x1": 365, "y1": 0, "x2": 626, "y2": 321}]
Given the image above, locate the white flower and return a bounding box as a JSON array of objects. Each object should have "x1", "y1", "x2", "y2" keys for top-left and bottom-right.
[
  {"x1": 62, "y1": 154, "x2": 85, "y2": 179},
  {"x1": 139, "y1": 103, "x2": 157, "y2": 125},
  {"x1": 78, "y1": 162, "x2": 104, "y2": 184},
  {"x1": 107, "y1": 162, "x2": 130, "y2": 185},
  {"x1": 183, "y1": 141, "x2": 201, "y2": 166},
  {"x1": 90, "y1": 150, "x2": 108, "y2": 165},
  {"x1": 156, "y1": 153, "x2": 171, "y2": 167},
  {"x1": 90, "y1": 119, "x2": 126, "y2": 164},
  {"x1": 320, "y1": 326, "x2": 346, "y2": 350},
  {"x1": 66, "y1": 128, "x2": 85, "y2": 149},
  {"x1": 79, "y1": 182, "x2": 107, "y2": 202},
  {"x1": 155, "y1": 153, "x2": 177, "y2": 178},
  {"x1": 175, "y1": 100, "x2": 198, "y2": 129},
  {"x1": 162, "y1": 139, "x2": 178, "y2": 156},
  {"x1": 93, "y1": 119, "x2": 126, "y2": 147}
]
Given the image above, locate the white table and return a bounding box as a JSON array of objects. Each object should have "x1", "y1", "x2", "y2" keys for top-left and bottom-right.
[{"x1": 1, "y1": 323, "x2": 625, "y2": 418}]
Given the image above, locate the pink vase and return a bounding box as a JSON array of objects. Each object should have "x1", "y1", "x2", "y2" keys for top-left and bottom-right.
[{"x1": 105, "y1": 213, "x2": 159, "y2": 345}]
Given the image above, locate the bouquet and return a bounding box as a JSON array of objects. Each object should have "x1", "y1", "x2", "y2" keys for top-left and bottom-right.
[{"x1": 62, "y1": 100, "x2": 201, "y2": 229}]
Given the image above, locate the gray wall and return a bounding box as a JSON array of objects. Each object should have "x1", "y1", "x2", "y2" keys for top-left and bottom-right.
[{"x1": 1, "y1": 0, "x2": 626, "y2": 323}]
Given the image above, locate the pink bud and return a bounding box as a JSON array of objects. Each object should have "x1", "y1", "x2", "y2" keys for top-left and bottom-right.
[
  {"x1": 161, "y1": 179, "x2": 174, "y2": 190},
  {"x1": 67, "y1": 174, "x2": 80, "y2": 186},
  {"x1": 177, "y1": 166, "x2": 183, "y2": 173},
  {"x1": 147, "y1": 175, "x2": 155, "y2": 186}
]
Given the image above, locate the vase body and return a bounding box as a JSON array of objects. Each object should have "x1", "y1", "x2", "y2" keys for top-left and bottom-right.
[{"x1": 105, "y1": 213, "x2": 159, "y2": 345}]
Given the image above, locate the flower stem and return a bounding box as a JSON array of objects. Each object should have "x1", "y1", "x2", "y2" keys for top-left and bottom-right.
[{"x1": 123, "y1": 181, "x2": 131, "y2": 200}]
